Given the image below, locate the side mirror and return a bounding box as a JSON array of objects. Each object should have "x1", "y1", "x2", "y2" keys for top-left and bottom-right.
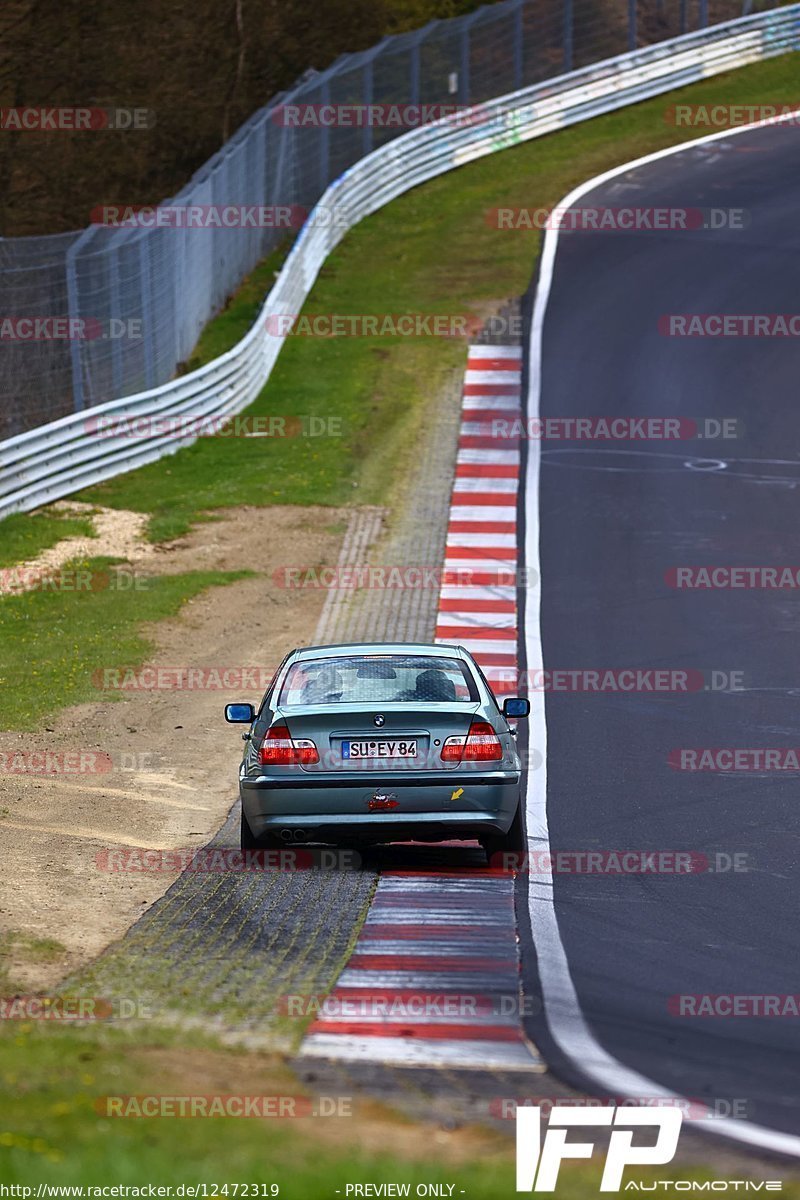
[
  {"x1": 503, "y1": 697, "x2": 529, "y2": 718},
  {"x1": 225, "y1": 703, "x2": 255, "y2": 723}
]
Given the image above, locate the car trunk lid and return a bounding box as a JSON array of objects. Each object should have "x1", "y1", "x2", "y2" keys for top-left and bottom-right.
[{"x1": 276, "y1": 703, "x2": 480, "y2": 773}]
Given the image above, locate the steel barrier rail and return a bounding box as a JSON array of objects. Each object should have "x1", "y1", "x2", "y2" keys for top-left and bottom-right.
[{"x1": 1, "y1": 5, "x2": 797, "y2": 518}]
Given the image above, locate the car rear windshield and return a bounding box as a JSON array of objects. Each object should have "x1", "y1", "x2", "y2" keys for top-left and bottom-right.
[{"x1": 277, "y1": 655, "x2": 479, "y2": 706}]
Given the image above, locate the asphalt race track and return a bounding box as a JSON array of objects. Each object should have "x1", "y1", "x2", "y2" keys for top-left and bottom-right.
[{"x1": 519, "y1": 121, "x2": 800, "y2": 1149}]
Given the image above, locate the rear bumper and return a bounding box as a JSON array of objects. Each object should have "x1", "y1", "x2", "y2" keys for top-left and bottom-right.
[{"x1": 240, "y1": 770, "x2": 520, "y2": 843}]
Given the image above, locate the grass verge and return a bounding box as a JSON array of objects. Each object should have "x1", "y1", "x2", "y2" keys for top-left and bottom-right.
[
  {"x1": 0, "y1": 1024, "x2": 514, "y2": 1187},
  {"x1": 0, "y1": 511, "x2": 96, "y2": 571},
  {"x1": 1, "y1": 58, "x2": 798, "y2": 1185},
  {"x1": 0, "y1": 560, "x2": 251, "y2": 728},
  {"x1": 182, "y1": 247, "x2": 291, "y2": 373},
  {"x1": 0, "y1": 933, "x2": 66, "y2": 992},
  {"x1": 2, "y1": 1025, "x2": 798, "y2": 1191},
  {"x1": 56, "y1": 52, "x2": 800, "y2": 541}
]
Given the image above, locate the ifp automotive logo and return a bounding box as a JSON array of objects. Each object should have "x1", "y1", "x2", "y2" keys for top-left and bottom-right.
[{"x1": 515, "y1": 1106, "x2": 682, "y2": 1191}]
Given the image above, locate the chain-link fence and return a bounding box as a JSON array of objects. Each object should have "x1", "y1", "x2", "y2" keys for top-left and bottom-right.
[{"x1": 0, "y1": 0, "x2": 778, "y2": 438}]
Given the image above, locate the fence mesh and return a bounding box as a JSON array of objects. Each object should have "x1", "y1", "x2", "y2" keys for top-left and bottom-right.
[{"x1": 0, "y1": 0, "x2": 778, "y2": 438}]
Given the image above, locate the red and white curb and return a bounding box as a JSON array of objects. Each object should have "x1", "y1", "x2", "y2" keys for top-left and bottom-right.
[
  {"x1": 299, "y1": 344, "x2": 540, "y2": 1071},
  {"x1": 300, "y1": 870, "x2": 542, "y2": 1068},
  {"x1": 435, "y1": 343, "x2": 521, "y2": 695}
]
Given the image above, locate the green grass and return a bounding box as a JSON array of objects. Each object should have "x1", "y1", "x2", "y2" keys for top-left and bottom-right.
[
  {"x1": 3, "y1": 58, "x2": 800, "y2": 1185},
  {"x1": 0, "y1": 933, "x2": 67, "y2": 992},
  {"x1": 0, "y1": 511, "x2": 96, "y2": 571},
  {"x1": 66, "y1": 52, "x2": 800, "y2": 542},
  {"x1": 0, "y1": 1024, "x2": 511, "y2": 1187},
  {"x1": 182, "y1": 246, "x2": 292, "y2": 373},
  {"x1": 2, "y1": 1024, "x2": 797, "y2": 1192},
  {"x1": 0, "y1": 558, "x2": 251, "y2": 727}
]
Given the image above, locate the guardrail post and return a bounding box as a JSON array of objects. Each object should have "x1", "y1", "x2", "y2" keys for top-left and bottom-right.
[
  {"x1": 65, "y1": 223, "x2": 98, "y2": 413},
  {"x1": 628, "y1": 0, "x2": 637, "y2": 50},
  {"x1": 255, "y1": 112, "x2": 269, "y2": 263},
  {"x1": 563, "y1": 0, "x2": 574, "y2": 72},
  {"x1": 513, "y1": 0, "x2": 524, "y2": 90},
  {"x1": 138, "y1": 234, "x2": 156, "y2": 389},
  {"x1": 459, "y1": 23, "x2": 470, "y2": 104},
  {"x1": 362, "y1": 59, "x2": 374, "y2": 157},
  {"x1": 172, "y1": 222, "x2": 186, "y2": 369},
  {"x1": 410, "y1": 22, "x2": 440, "y2": 108},
  {"x1": 699, "y1": 0, "x2": 708, "y2": 26},
  {"x1": 460, "y1": 11, "x2": 484, "y2": 106},
  {"x1": 410, "y1": 37, "x2": 421, "y2": 106},
  {"x1": 109, "y1": 238, "x2": 124, "y2": 397},
  {"x1": 320, "y1": 79, "x2": 331, "y2": 190},
  {"x1": 5, "y1": 6, "x2": 800, "y2": 519},
  {"x1": 359, "y1": 41, "x2": 389, "y2": 157},
  {"x1": 680, "y1": 0, "x2": 687, "y2": 33}
]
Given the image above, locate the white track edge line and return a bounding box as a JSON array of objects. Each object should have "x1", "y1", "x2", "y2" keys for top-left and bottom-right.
[{"x1": 523, "y1": 108, "x2": 800, "y2": 1160}]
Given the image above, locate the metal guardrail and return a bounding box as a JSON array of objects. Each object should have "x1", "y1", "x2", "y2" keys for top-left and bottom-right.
[
  {"x1": 1, "y1": 5, "x2": 798, "y2": 519},
  {"x1": 1, "y1": 0, "x2": 766, "y2": 438}
]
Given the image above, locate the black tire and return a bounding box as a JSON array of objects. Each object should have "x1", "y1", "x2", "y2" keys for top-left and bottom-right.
[
  {"x1": 482, "y1": 799, "x2": 525, "y2": 866},
  {"x1": 240, "y1": 806, "x2": 260, "y2": 850},
  {"x1": 240, "y1": 807, "x2": 283, "y2": 851}
]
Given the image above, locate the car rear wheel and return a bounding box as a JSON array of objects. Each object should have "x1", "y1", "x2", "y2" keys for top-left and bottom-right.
[
  {"x1": 482, "y1": 800, "x2": 525, "y2": 866},
  {"x1": 240, "y1": 807, "x2": 260, "y2": 849},
  {"x1": 240, "y1": 807, "x2": 283, "y2": 852}
]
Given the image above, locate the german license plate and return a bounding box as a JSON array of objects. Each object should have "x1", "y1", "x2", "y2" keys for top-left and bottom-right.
[{"x1": 342, "y1": 739, "x2": 418, "y2": 759}]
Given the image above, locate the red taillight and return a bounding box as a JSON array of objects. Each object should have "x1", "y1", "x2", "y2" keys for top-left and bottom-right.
[
  {"x1": 258, "y1": 724, "x2": 319, "y2": 766},
  {"x1": 440, "y1": 720, "x2": 503, "y2": 763}
]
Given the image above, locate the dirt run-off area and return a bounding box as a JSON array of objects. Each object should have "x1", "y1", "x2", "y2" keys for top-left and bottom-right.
[{"x1": 0, "y1": 503, "x2": 350, "y2": 990}]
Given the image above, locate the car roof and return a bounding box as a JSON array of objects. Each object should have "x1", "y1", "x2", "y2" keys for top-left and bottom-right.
[{"x1": 291, "y1": 642, "x2": 470, "y2": 663}]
